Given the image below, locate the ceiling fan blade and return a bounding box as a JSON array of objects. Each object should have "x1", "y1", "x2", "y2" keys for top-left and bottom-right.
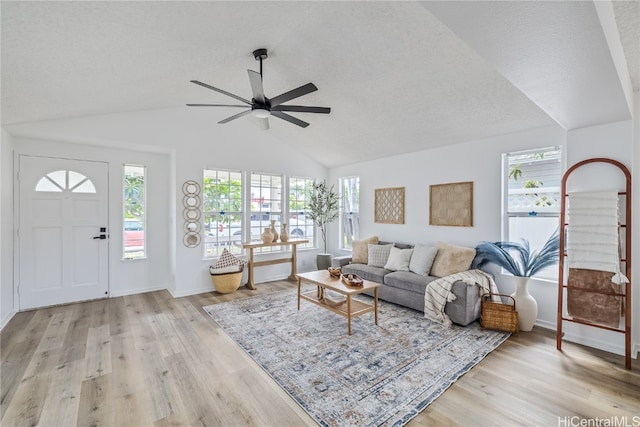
[
  {"x1": 258, "y1": 117, "x2": 270, "y2": 130},
  {"x1": 190, "y1": 80, "x2": 251, "y2": 105},
  {"x1": 186, "y1": 104, "x2": 248, "y2": 108},
  {"x1": 218, "y1": 109, "x2": 252, "y2": 124},
  {"x1": 271, "y1": 105, "x2": 330, "y2": 114},
  {"x1": 269, "y1": 83, "x2": 318, "y2": 108},
  {"x1": 271, "y1": 111, "x2": 310, "y2": 128},
  {"x1": 247, "y1": 70, "x2": 265, "y2": 104}
]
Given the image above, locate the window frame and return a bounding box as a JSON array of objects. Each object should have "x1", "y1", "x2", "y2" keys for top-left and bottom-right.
[
  {"x1": 502, "y1": 146, "x2": 563, "y2": 280},
  {"x1": 249, "y1": 171, "x2": 284, "y2": 253},
  {"x1": 123, "y1": 164, "x2": 146, "y2": 260},
  {"x1": 202, "y1": 168, "x2": 244, "y2": 257},
  {"x1": 288, "y1": 176, "x2": 315, "y2": 250},
  {"x1": 339, "y1": 175, "x2": 360, "y2": 250}
]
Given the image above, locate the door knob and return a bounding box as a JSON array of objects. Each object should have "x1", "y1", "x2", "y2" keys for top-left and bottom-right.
[{"x1": 93, "y1": 234, "x2": 107, "y2": 240}]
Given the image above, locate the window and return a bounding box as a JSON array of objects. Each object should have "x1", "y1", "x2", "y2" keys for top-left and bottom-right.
[
  {"x1": 123, "y1": 165, "x2": 145, "y2": 260},
  {"x1": 36, "y1": 170, "x2": 96, "y2": 193},
  {"x1": 250, "y1": 173, "x2": 282, "y2": 252},
  {"x1": 289, "y1": 177, "x2": 315, "y2": 249},
  {"x1": 339, "y1": 176, "x2": 360, "y2": 250},
  {"x1": 203, "y1": 169, "x2": 243, "y2": 257},
  {"x1": 504, "y1": 146, "x2": 562, "y2": 279}
]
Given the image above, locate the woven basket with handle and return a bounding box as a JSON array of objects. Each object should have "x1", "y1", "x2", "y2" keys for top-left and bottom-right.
[{"x1": 480, "y1": 293, "x2": 519, "y2": 333}]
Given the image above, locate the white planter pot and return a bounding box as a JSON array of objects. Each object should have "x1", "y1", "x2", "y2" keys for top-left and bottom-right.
[
  {"x1": 316, "y1": 253, "x2": 332, "y2": 270},
  {"x1": 511, "y1": 276, "x2": 538, "y2": 331}
]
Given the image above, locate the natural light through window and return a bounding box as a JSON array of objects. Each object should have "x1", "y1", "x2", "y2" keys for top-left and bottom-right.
[
  {"x1": 339, "y1": 176, "x2": 360, "y2": 250},
  {"x1": 503, "y1": 146, "x2": 562, "y2": 279},
  {"x1": 123, "y1": 165, "x2": 146, "y2": 260},
  {"x1": 35, "y1": 170, "x2": 96, "y2": 193},
  {"x1": 203, "y1": 169, "x2": 243, "y2": 257},
  {"x1": 251, "y1": 172, "x2": 282, "y2": 253},
  {"x1": 289, "y1": 177, "x2": 315, "y2": 249}
]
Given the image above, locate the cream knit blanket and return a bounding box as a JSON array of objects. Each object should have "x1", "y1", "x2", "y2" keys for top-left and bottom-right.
[{"x1": 424, "y1": 269, "x2": 500, "y2": 326}]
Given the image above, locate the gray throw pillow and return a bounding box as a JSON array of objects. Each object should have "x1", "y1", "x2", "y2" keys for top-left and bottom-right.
[
  {"x1": 367, "y1": 244, "x2": 394, "y2": 268},
  {"x1": 409, "y1": 244, "x2": 439, "y2": 276}
]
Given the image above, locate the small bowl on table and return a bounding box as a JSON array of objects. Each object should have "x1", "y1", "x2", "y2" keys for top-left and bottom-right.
[{"x1": 328, "y1": 266, "x2": 342, "y2": 277}]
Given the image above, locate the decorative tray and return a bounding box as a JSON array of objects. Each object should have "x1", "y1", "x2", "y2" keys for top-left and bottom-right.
[{"x1": 341, "y1": 273, "x2": 364, "y2": 287}]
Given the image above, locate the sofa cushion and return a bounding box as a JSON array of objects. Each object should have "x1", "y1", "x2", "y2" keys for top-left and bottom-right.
[
  {"x1": 351, "y1": 236, "x2": 379, "y2": 264},
  {"x1": 341, "y1": 263, "x2": 389, "y2": 283},
  {"x1": 384, "y1": 246, "x2": 413, "y2": 271},
  {"x1": 409, "y1": 244, "x2": 439, "y2": 276},
  {"x1": 368, "y1": 244, "x2": 394, "y2": 268},
  {"x1": 384, "y1": 271, "x2": 437, "y2": 292},
  {"x1": 430, "y1": 242, "x2": 476, "y2": 277}
]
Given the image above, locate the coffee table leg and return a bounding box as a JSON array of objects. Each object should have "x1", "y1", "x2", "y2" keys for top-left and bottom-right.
[
  {"x1": 297, "y1": 277, "x2": 301, "y2": 311},
  {"x1": 374, "y1": 287, "x2": 379, "y2": 325},
  {"x1": 347, "y1": 295, "x2": 352, "y2": 336}
]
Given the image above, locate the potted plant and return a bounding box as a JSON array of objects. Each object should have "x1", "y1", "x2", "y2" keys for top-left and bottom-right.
[
  {"x1": 474, "y1": 229, "x2": 560, "y2": 331},
  {"x1": 307, "y1": 180, "x2": 339, "y2": 270}
]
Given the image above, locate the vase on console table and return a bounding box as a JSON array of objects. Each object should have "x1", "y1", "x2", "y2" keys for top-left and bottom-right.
[
  {"x1": 261, "y1": 227, "x2": 273, "y2": 244},
  {"x1": 316, "y1": 254, "x2": 332, "y2": 270},
  {"x1": 269, "y1": 220, "x2": 279, "y2": 242},
  {"x1": 280, "y1": 223, "x2": 289, "y2": 242},
  {"x1": 511, "y1": 276, "x2": 537, "y2": 332}
]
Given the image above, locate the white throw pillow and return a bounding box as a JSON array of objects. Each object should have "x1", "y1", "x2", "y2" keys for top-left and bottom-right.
[
  {"x1": 384, "y1": 246, "x2": 414, "y2": 271},
  {"x1": 409, "y1": 244, "x2": 439, "y2": 276},
  {"x1": 367, "y1": 244, "x2": 394, "y2": 268}
]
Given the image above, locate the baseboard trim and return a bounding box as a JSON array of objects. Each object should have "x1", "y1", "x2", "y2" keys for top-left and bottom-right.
[
  {"x1": 535, "y1": 319, "x2": 636, "y2": 359},
  {"x1": 1, "y1": 310, "x2": 16, "y2": 331},
  {"x1": 110, "y1": 285, "x2": 167, "y2": 298},
  {"x1": 168, "y1": 274, "x2": 292, "y2": 298}
]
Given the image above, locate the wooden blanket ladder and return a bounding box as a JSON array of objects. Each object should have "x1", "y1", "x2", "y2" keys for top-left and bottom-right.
[{"x1": 556, "y1": 158, "x2": 632, "y2": 370}]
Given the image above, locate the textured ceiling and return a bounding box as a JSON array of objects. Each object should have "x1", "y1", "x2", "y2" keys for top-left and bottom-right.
[{"x1": 1, "y1": 1, "x2": 637, "y2": 168}]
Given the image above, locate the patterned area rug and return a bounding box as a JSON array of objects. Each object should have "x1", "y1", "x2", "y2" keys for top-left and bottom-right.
[{"x1": 203, "y1": 286, "x2": 509, "y2": 427}]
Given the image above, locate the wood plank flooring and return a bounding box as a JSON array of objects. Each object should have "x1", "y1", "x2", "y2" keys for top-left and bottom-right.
[{"x1": 1, "y1": 280, "x2": 639, "y2": 426}]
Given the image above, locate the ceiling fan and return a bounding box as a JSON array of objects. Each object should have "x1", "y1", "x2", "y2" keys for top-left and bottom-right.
[{"x1": 187, "y1": 49, "x2": 331, "y2": 129}]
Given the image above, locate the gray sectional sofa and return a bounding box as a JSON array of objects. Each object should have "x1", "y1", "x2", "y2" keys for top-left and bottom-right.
[{"x1": 333, "y1": 240, "x2": 482, "y2": 326}]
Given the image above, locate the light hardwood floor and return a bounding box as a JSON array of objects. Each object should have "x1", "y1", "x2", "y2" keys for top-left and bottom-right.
[{"x1": 1, "y1": 280, "x2": 639, "y2": 426}]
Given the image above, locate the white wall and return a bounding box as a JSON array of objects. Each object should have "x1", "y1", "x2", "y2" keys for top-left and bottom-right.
[
  {"x1": 559, "y1": 120, "x2": 636, "y2": 356},
  {"x1": 329, "y1": 124, "x2": 565, "y2": 249},
  {"x1": 4, "y1": 107, "x2": 328, "y2": 299},
  {"x1": 1, "y1": 129, "x2": 15, "y2": 328},
  {"x1": 329, "y1": 120, "x2": 637, "y2": 357}
]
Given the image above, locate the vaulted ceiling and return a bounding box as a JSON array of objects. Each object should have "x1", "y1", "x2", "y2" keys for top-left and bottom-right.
[{"x1": 2, "y1": 1, "x2": 638, "y2": 168}]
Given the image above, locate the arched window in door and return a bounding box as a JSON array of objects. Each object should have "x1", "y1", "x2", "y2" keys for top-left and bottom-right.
[{"x1": 35, "y1": 170, "x2": 97, "y2": 193}]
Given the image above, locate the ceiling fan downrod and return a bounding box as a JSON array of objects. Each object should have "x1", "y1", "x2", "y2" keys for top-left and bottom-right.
[{"x1": 253, "y1": 48, "x2": 268, "y2": 80}]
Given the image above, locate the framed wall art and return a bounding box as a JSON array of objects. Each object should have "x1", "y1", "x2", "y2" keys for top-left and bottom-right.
[
  {"x1": 429, "y1": 181, "x2": 473, "y2": 227},
  {"x1": 375, "y1": 187, "x2": 405, "y2": 224}
]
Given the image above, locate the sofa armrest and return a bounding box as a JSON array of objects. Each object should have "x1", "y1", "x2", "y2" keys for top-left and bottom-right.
[{"x1": 332, "y1": 255, "x2": 352, "y2": 267}]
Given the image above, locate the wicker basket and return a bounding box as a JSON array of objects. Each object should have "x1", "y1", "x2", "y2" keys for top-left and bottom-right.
[
  {"x1": 480, "y1": 293, "x2": 519, "y2": 333},
  {"x1": 210, "y1": 266, "x2": 244, "y2": 294}
]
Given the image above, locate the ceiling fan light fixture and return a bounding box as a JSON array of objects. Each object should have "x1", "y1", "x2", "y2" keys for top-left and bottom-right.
[{"x1": 251, "y1": 107, "x2": 271, "y2": 118}]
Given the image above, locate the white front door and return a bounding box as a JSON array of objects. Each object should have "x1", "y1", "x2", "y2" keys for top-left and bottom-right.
[{"x1": 18, "y1": 155, "x2": 109, "y2": 310}]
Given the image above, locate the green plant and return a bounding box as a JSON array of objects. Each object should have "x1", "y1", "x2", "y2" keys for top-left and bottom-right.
[
  {"x1": 508, "y1": 164, "x2": 522, "y2": 181},
  {"x1": 306, "y1": 180, "x2": 339, "y2": 254},
  {"x1": 474, "y1": 229, "x2": 560, "y2": 277}
]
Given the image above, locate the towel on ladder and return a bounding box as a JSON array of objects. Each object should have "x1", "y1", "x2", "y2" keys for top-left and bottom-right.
[
  {"x1": 424, "y1": 269, "x2": 500, "y2": 326},
  {"x1": 567, "y1": 190, "x2": 628, "y2": 284}
]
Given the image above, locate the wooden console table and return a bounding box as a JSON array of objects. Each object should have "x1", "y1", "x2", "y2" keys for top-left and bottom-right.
[{"x1": 241, "y1": 239, "x2": 309, "y2": 290}]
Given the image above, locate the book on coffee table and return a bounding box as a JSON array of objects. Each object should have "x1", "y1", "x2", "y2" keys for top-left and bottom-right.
[{"x1": 323, "y1": 290, "x2": 346, "y2": 307}]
